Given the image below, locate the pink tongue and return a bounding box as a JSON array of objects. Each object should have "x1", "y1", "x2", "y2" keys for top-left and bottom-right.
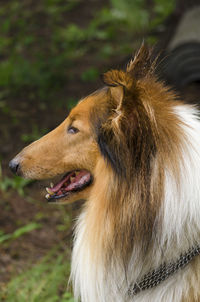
[
  {"x1": 51, "y1": 172, "x2": 73, "y2": 193},
  {"x1": 51, "y1": 170, "x2": 90, "y2": 193},
  {"x1": 66, "y1": 172, "x2": 91, "y2": 191}
]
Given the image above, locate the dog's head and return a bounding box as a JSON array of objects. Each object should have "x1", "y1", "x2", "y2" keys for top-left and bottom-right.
[{"x1": 9, "y1": 45, "x2": 181, "y2": 205}]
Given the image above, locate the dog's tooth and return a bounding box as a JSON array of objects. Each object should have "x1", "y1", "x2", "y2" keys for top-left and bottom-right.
[
  {"x1": 50, "y1": 182, "x2": 54, "y2": 188},
  {"x1": 46, "y1": 187, "x2": 54, "y2": 195},
  {"x1": 70, "y1": 176, "x2": 75, "y2": 182},
  {"x1": 45, "y1": 193, "x2": 50, "y2": 199}
]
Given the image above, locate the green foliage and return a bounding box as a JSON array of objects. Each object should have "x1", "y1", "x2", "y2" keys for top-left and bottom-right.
[
  {"x1": 66, "y1": 98, "x2": 77, "y2": 110},
  {"x1": 0, "y1": 250, "x2": 74, "y2": 302},
  {"x1": 110, "y1": 0, "x2": 150, "y2": 30},
  {"x1": 110, "y1": 0, "x2": 175, "y2": 29},
  {"x1": 0, "y1": 0, "x2": 175, "y2": 104},
  {"x1": 21, "y1": 125, "x2": 48, "y2": 143},
  {"x1": 0, "y1": 175, "x2": 31, "y2": 195},
  {"x1": 81, "y1": 67, "x2": 99, "y2": 82},
  {"x1": 0, "y1": 222, "x2": 42, "y2": 244},
  {"x1": 0, "y1": 164, "x2": 33, "y2": 196},
  {"x1": 56, "y1": 209, "x2": 72, "y2": 232},
  {"x1": 151, "y1": 0, "x2": 175, "y2": 28}
]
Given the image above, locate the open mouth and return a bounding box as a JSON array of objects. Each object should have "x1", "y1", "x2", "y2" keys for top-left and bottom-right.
[{"x1": 45, "y1": 170, "x2": 93, "y2": 202}]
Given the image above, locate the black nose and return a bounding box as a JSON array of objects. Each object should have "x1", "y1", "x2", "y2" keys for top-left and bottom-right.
[{"x1": 9, "y1": 158, "x2": 20, "y2": 175}]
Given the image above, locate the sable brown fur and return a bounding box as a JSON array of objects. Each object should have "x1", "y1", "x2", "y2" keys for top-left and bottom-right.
[{"x1": 90, "y1": 45, "x2": 184, "y2": 257}]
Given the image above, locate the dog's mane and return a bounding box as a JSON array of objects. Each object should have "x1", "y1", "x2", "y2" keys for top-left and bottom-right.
[
  {"x1": 89, "y1": 45, "x2": 184, "y2": 257},
  {"x1": 71, "y1": 45, "x2": 200, "y2": 302}
]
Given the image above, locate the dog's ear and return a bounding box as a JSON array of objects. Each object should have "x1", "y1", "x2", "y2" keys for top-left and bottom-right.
[
  {"x1": 110, "y1": 86, "x2": 124, "y2": 107},
  {"x1": 98, "y1": 71, "x2": 136, "y2": 176},
  {"x1": 102, "y1": 70, "x2": 132, "y2": 88},
  {"x1": 102, "y1": 70, "x2": 133, "y2": 112},
  {"x1": 97, "y1": 44, "x2": 157, "y2": 175},
  {"x1": 102, "y1": 44, "x2": 156, "y2": 114},
  {"x1": 102, "y1": 70, "x2": 127, "y2": 107}
]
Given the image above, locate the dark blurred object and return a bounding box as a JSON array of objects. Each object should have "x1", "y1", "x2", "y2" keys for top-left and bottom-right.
[
  {"x1": 160, "y1": 5, "x2": 200, "y2": 88},
  {"x1": 163, "y1": 42, "x2": 200, "y2": 87}
]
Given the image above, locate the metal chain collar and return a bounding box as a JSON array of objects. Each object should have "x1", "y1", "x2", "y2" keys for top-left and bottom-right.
[{"x1": 128, "y1": 245, "x2": 200, "y2": 296}]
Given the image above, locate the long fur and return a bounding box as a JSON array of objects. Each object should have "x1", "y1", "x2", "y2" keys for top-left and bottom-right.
[{"x1": 71, "y1": 46, "x2": 200, "y2": 302}]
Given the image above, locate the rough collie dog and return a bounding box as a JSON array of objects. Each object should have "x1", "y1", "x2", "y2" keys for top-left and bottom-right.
[{"x1": 9, "y1": 45, "x2": 200, "y2": 302}]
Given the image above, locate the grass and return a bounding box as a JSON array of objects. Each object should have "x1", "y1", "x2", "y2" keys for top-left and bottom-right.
[
  {"x1": 0, "y1": 163, "x2": 33, "y2": 196},
  {"x1": 0, "y1": 249, "x2": 74, "y2": 302},
  {"x1": 0, "y1": 222, "x2": 42, "y2": 244}
]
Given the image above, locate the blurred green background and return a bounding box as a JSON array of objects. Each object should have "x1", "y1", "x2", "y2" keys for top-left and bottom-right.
[{"x1": 0, "y1": 0, "x2": 175, "y2": 301}]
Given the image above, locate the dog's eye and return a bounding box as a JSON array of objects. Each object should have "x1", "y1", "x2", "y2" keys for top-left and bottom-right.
[{"x1": 67, "y1": 126, "x2": 79, "y2": 134}]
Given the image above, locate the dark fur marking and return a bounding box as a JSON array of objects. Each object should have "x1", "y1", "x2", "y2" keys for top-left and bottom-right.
[
  {"x1": 91, "y1": 88, "x2": 157, "y2": 185},
  {"x1": 90, "y1": 100, "x2": 126, "y2": 176},
  {"x1": 98, "y1": 126, "x2": 127, "y2": 177}
]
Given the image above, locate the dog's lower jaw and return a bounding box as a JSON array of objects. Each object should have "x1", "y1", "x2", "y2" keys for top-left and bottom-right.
[{"x1": 48, "y1": 185, "x2": 93, "y2": 204}]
